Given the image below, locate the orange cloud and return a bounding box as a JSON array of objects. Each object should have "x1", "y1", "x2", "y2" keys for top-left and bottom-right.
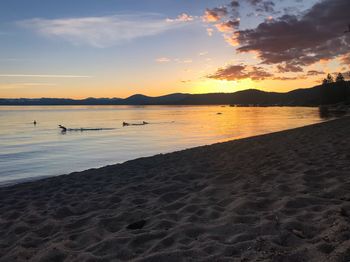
[
  {"x1": 224, "y1": 34, "x2": 239, "y2": 46},
  {"x1": 203, "y1": 7, "x2": 228, "y2": 22},
  {"x1": 215, "y1": 19, "x2": 240, "y2": 32},
  {"x1": 208, "y1": 64, "x2": 273, "y2": 81}
]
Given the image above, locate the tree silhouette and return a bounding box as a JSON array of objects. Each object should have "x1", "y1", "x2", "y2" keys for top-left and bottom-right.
[
  {"x1": 320, "y1": 72, "x2": 350, "y2": 105},
  {"x1": 326, "y1": 73, "x2": 334, "y2": 84},
  {"x1": 336, "y1": 73, "x2": 345, "y2": 82}
]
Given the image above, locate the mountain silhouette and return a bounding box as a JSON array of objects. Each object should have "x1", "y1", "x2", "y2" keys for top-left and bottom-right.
[{"x1": 1, "y1": 82, "x2": 348, "y2": 106}]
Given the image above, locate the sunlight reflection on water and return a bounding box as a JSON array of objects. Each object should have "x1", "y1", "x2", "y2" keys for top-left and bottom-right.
[{"x1": 0, "y1": 105, "x2": 324, "y2": 184}]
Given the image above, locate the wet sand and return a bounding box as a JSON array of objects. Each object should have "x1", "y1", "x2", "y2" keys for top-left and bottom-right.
[{"x1": 1, "y1": 117, "x2": 350, "y2": 261}]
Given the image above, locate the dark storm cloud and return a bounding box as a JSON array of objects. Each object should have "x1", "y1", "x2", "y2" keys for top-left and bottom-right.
[{"x1": 236, "y1": 0, "x2": 350, "y2": 66}]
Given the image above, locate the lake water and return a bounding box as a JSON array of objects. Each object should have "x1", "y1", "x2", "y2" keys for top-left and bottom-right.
[{"x1": 0, "y1": 105, "x2": 324, "y2": 185}]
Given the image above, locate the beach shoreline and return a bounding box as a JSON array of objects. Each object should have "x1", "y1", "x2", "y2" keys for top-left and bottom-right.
[{"x1": 1, "y1": 117, "x2": 350, "y2": 261}]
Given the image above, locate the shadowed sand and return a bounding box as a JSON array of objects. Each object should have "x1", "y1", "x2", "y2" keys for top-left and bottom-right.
[{"x1": 1, "y1": 117, "x2": 350, "y2": 261}]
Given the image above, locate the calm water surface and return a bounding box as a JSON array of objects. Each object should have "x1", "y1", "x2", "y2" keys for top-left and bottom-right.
[{"x1": 0, "y1": 105, "x2": 324, "y2": 184}]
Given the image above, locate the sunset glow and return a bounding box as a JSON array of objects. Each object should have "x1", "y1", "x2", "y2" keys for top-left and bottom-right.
[
  {"x1": 1, "y1": 2, "x2": 350, "y2": 259},
  {"x1": 0, "y1": 0, "x2": 349, "y2": 98}
]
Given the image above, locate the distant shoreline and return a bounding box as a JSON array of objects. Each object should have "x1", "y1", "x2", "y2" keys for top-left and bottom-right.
[
  {"x1": 4, "y1": 81, "x2": 349, "y2": 106},
  {"x1": 0, "y1": 84, "x2": 329, "y2": 106}
]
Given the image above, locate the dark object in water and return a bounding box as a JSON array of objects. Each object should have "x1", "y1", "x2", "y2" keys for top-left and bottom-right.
[
  {"x1": 59, "y1": 125, "x2": 67, "y2": 132},
  {"x1": 123, "y1": 121, "x2": 149, "y2": 127},
  {"x1": 33, "y1": 120, "x2": 37, "y2": 125},
  {"x1": 127, "y1": 219, "x2": 146, "y2": 230},
  {"x1": 217, "y1": 112, "x2": 222, "y2": 115},
  {"x1": 58, "y1": 125, "x2": 114, "y2": 132}
]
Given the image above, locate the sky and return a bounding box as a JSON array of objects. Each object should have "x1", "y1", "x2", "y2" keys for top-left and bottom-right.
[{"x1": 0, "y1": 0, "x2": 349, "y2": 98}]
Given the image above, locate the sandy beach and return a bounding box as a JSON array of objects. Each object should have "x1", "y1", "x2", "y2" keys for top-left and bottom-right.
[{"x1": 1, "y1": 117, "x2": 350, "y2": 261}]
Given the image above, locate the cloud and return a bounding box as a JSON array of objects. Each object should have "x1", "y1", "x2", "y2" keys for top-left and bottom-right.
[
  {"x1": 224, "y1": 34, "x2": 240, "y2": 46},
  {"x1": 209, "y1": 63, "x2": 314, "y2": 82},
  {"x1": 155, "y1": 57, "x2": 171, "y2": 63},
  {"x1": 230, "y1": 0, "x2": 240, "y2": 8},
  {"x1": 341, "y1": 54, "x2": 350, "y2": 65},
  {"x1": 166, "y1": 13, "x2": 194, "y2": 22},
  {"x1": 199, "y1": 51, "x2": 208, "y2": 56},
  {"x1": 182, "y1": 59, "x2": 192, "y2": 64},
  {"x1": 156, "y1": 57, "x2": 193, "y2": 64},
  {"x1": 19, "y1": 13, "x2": 190, "y2": 48},
  {"x1": 283, "y1": 6, "x2": 302, "y2": 16},
  {"x1": 0, "y1": 82, "x2": 57, "y2": 89},
  {"x1": 277, "y1": 63, "x2": 303, "y2": 73},
  {"x1": 247, "y1": 0, "x2": 276, "y2": 13},
  {"x1": 307, "y1": 70, "x2": 324, "y2": 76},
  {"x1": 206, "y1": 28, "x2": 214, "y2": 36},
  {"x1": 236, "y1": 0, "x2": 350, "y2": 66},
  {"x1": 272, "y1": 76, "x2": 304, "y2": 80},
  {"x1": 203, "y1": 7, "x2": 228, "y2": 22},
  {"x1": 208, "y1": 64, "x2": 273, "y2": 81},
  {"x1": 229, "y1": 1, "x2": 240, "y2": 18},
  {"x1": 174, "y1": 58, "x2": 193, "y2": 64},
  {"x1": 215, "y1": 19, "x2": 240, "y2": 32},
  {"x1": 205, "y1": 0, "x2": 350, "y2": 83},
  {"x1": 203, "y1": 2, "x2": 241, "y2": 46},
  {"x1": 0, "y1": 74, "x2": 91, "y2": 78}
]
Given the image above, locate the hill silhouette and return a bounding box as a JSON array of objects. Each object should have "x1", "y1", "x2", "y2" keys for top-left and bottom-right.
[{"x1": 1, "y1": 82, "x2": 349, "y2": 106}]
